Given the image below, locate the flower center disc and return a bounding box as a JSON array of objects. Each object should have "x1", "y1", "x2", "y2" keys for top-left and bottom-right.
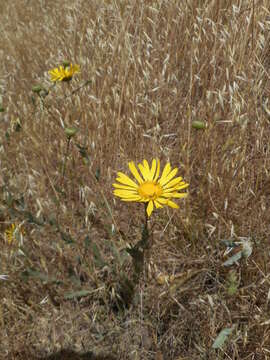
[{"x1": 138, "y1": 182, "x2": 162, "y2": 200}]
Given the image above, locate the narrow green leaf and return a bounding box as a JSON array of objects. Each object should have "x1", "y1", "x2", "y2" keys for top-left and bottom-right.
[
  {"x1": 226, "y1": 270, "x2": 238, "y2": 296},
  {"x1": 84, "y1": 235, "x2": 91, "y2": 248},
  {"x1": 104, "y1": 239, "x2": 123, "y2": 265},
  {"x1": 59, "y1": 230, "x2": 75, "y2": 244},
  {"x1": 48, "y1": 214, "x2": 57, "y2": 227},
  {"x1": 212, "y1": 326, "x2": 235, "y2": 349},
  {"x1": 223, "y1": 252, "x2": 242, "y2": 266},
  {"x1": 68, "y1": 267, "x2": 81, "y2": 286},
  {"x1": 75, "y1": 143, "x2": 90, "y2": 161},
  {"x1": 21, "y1": 268, "x2": 60, "y2": 284},
  {"x1": 92, "y1": 243, "x2": 106, "y2": 268},
  {"x1": 24, "y1": 210, "x2": 45, "y2": 225},
  {"x1": 64, "y1": 289, "x2": 92, "y2": 300},
  {"x1": 95, "y1": 168, "x2": 100, "y2": 181}
]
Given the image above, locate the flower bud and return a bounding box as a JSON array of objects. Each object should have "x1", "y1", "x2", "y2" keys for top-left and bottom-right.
[
  {"x1": 32, "y1": 85, "x2": 43, "y2": 94},
  {"x1": 62, "y1": 61, "x2": 70, "y2": 68},
  {"x1": 192, "y1": 120, "x2": 206, "y2": 130},
  {"x1": 65, "y1": 127, "x2": 78, "y2": 139}
]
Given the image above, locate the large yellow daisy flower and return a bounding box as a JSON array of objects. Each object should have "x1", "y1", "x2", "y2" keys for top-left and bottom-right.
[
  {"x1": 113, "y1": 159, "x2": 189, "y2": 217},
  {"x1": 49, "y1": 63, "x2": 80, "y2": 82}
]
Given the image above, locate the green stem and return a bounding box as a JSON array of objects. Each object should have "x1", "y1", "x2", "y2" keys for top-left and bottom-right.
[
  {"x1": 61, "y1": 137, "x2": 71, "y2": 181},
  {"x1": 118, "y1": 203, "x2": 151, "y2": 309}
]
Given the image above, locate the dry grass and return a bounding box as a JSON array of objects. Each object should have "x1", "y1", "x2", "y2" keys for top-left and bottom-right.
[{"x1": 1, "y1": 0, "x2": 270, "y2": 359}]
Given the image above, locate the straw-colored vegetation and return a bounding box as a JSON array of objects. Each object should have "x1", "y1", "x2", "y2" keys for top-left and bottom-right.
[{"x1": 1, "y1": 0, "x2": 270, "y2": 359}]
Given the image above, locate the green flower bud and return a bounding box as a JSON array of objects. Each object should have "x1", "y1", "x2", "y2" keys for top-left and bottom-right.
[
  {"x1": 63, "y1": 61, "x2": 70, "y2": 68},
  {"x1": 192, "y1": 120, "x2": 206, "y2": 130},
  {"x1": 32, "y1": 85, "x2": 43, "y2": 94},
  {"x1": 65, "y1": 127, "x2": 78, "y2": 139}
]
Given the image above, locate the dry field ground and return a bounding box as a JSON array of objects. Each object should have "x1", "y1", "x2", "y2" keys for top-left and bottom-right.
[{"x1": 1, "y1": 0, "x2": 270, "y2": 359}]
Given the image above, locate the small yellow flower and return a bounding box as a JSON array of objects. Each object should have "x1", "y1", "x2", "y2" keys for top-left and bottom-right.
[
  {"x1": 113, "y1": 159, "x2": 189, "y2": 217},
  {"x1": 48, "y1": 63, "x2": 80, "y2": 82},
  {"x1": 5, "y1": 223, "x2": 24, "y2": 245}
]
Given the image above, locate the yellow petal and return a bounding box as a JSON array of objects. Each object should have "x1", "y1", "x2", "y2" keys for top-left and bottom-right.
[
  {"x1": 138, "y1": 163, "x2": 151, "y2": 181},
  {"x1": 114, "y1": 189, "x2": 138, "y2": 198},
  {"x1": 113, "y1": 183, "x2": 137, "y2": 190},
  {"x1": 149, "y1": 159, "x2": 157, "y2": 181},
  {"x1": 159, "y1": 168, "x2": 178, "y2": 186},
  {"x1": 116, "y1": 172, "x2": 139, "y2": 188},
  {"x1": 49, "y1": 71, "x2": 60, "y2": 81},
  {"x1": 161, "y1": 192, "x2": 188, "y2": 198},
  {"x1": 153, "y1": 159, "x2": 160, "y2": 182},
  {"x1": 128, "y1": 162, "x2": 143, "y2": 184},
  {"x1": 172, "y1": 183, "x2": 189, "y2": 191},
  {"x1": 174, "y1": 193, "x2": 188, "y2": 198},
  {"x1": 156, "y1": 197, "x2": 168, "y2": 204},
  {"x1": 121, "y1": 196, "x2": 142, "y2": 202},
  {"x1": 147, "y1": 200, "x2": 154, "y2": 217},
  {"x1": 162, "y1": 186, "x2": 188, "y2": 194},
  {"x1": 159, "y1": 163, "x2": 171, "y2": 184},
  {"x1": 72, "y1": 64, "x2": 80, "y2": 73},
  {"x1": 154, "y1": 200, "x2": 163, "y2": 208},
  {"x1": 163, "y1": 176, "x2": 185, "y2": 189},
  {"x1": 167, "y1": 200, "x2": 179, "y2": 209},
  {"x1": 143, "y1": 159, "x2": 150, "y2": 172}
]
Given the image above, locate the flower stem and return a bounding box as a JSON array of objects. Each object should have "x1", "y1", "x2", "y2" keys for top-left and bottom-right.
[
  {"x1": 61, "y1": 137, "x2": 71, "y2": 181},
  {"x1": 118, "y1": 203, "x2": 151, "y2": 309},
  {"x1": 127, "y1": 203, "x2": 150, "y2": 282}
]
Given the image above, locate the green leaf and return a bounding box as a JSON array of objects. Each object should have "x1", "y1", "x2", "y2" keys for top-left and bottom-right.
[
  {"x1": 221, "y1": 239, "x2": 237, "y2": 248},
  {"x1": 24, "y1": 210, "x2": 45, "y2": 225},
  {"x1": 104, "y1": 239, "x2": 126, "y2": 266},
  {"x1": 5, "y1": 192, "x2": 14, "y2": 207},
  {"x1": 92, "y1": 243, "x2": 106, "y2": 268},
  {"x1": 59, "y1": 230, "x2": 75, "y2": 244},
  {"x1": 84, "y1": 235, "x2": 91, "y2": 248},
  {"x1": 212, "y1": 326, "x2": 235, "y2": 349},
  {"x1": 64, "y1": 289, "x2": 92, "y2": 300},
  {"x1": 75, "y1": 143, "x2": 90, "y2": 161},
  {"x1": 227, "y1": 282, "x2": 238, "y2": 296},
  {"x1": 241, "y1": 239, "x2": 253, "y2": 258},
  {"x1": 31, "y1": 96, "x2": 36, "y2": 106},
  {"x1": 223, "y1": 252, "x2": 242, "y2": 266},
  {"x1": 67, "y1": 266, "x2": 81, "y2": 286},
  {"x1": 48, "y1": 214, "x2": 57, "y2": 227},
  {"x1": 54, "y1": 185, "x2": 66, "y2": 197},
  {"x1": 21, "y1": 268, "x2": 60, "y2": 284},
  {"x1": 226, "y1": 270, "x2": 238, "y2": 296},
  {"x1": 95, "y1": 168, "x2": 100, "y2": 181}
]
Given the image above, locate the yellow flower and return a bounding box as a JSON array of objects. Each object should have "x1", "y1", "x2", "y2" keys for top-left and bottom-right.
[
  {"x1": 113, "y1": 159, "x2": 189, "y2": 217},
  {"x1": 48, "y1": 63, "x2": 80, "y2": 82},
  {"x1": 5, "y1": 223, "x2": 24, "y2": 245}
]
